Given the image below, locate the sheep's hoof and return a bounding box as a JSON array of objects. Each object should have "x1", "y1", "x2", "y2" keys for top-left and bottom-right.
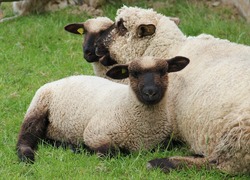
[
  {"x1": 147, "y1": 158, "x2": 176, "y2": 173},
  {"x1": 17, "y1": 146, "x2": 35, "y2": 163}
]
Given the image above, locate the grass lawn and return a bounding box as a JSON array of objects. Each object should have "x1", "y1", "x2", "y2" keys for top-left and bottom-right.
[{"x1": 1, "y1": 0, "x2": 250, "y2": 179}]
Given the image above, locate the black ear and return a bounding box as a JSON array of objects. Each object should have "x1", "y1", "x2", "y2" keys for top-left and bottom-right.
[
  {"x1": 136, "y1": 24, "x2": 156, "y2": 38},
  {"x1": 106, "y1": 65, "x2": 129, "y2": 79},
  {"x1": 64, "y1": 23, "x2": 85, "y2": 35},
  {"x1": 166, "y1": 56, "x2": 190, "y2": 73}
]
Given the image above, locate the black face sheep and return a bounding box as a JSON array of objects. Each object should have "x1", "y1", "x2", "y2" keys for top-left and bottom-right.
[
  {"x1": 16, "y1": 56, "x2": 189, "y2": 163},
  {"x1": 94, "y1": 6, "x2": 250, "y2": 175},
  {"x1": 65, "y1": 17, "x2": 118, "y2": 78}
]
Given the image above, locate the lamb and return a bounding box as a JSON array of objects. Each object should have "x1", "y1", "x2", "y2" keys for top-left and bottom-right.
[
  {"x1": 16, "y1": 55, "x2": 190, "y2": 163},
  {"x1": 94, "y1": 6, "x2": 250, "y2": 175},
  {"x1": 64, "y1": 17, "x2": 117, "y2": 79}
]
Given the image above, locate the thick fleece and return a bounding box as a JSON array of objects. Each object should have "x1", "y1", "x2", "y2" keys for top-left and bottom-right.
[{"x1": 98, "y1": 6, "x2": 250, "y2": 174}]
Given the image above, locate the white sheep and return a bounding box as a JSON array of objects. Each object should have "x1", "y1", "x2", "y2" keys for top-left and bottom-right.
[
  {"x1": 16, "y1": 56, "x2": 189, "y2": 162},
  {"x1": 94, "y1": 6, "x2": 250, "y2": 175}
]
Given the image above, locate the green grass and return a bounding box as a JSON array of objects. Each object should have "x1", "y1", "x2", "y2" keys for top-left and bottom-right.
[{"x1": 1, "y1": 1, "x2": 250, "y2": 179}]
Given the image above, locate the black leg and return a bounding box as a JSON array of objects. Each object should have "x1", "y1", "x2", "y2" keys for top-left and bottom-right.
[{"x1": 16, "y1": 111, "x2": 49, "y2": 163}]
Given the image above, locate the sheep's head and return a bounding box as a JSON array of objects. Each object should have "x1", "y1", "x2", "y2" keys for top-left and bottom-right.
[
  {"x1": 65, "y1": 17, "x2": 117, "y2": 66},
  {"x1": 106, "y1": 56, "x2": 189, "y2": 105},
  {"x1": 95, "y1": 6, "x2": 181, "y2": 65}
]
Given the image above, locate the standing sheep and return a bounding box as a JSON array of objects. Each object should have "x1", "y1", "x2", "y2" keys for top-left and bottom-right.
[
  {"x1": 94, "y1": 6, "x2": 250, "y2": 175},
  {"x1": 16, "y1": 56, "x2": 190, "y2": 162}
]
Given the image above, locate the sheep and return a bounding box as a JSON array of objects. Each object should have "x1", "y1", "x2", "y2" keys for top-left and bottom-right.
[
  {"x1": 94, "y1": 6, "x2": 250, "y2": 175},
  {"x1": 16, "y1": 55, "x2": 190, "y2": 163},
  {"x1": 65, "y1": 13, "x2": 178, "y2": 82},
  {"x1": 64, "y1": 17, "x2": 118, "y2": 79}
]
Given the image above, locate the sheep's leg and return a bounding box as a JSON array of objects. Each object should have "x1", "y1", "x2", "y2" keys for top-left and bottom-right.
[
  {"x1": 147, "y1": 156, "x2": 215, "y2": 173},
  {"x1": 16, "y1": 110, "x2": 49, "y2": 163}
]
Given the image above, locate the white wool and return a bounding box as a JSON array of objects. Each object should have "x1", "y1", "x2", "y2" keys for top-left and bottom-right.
[{"x1": 104, "y1": 6, "x2": 250, "y2": 174}]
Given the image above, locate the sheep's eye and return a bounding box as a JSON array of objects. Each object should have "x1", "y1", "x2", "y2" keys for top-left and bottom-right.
[
  {"x1": 130, "y1": 71, "x2": 140, "y2": 78},
  {"x1": 117, "y1": 19, "x2": 127, "y2": 36},
  {"x1": 159, "y1": 68, "x2": 167, "y2": 76}
]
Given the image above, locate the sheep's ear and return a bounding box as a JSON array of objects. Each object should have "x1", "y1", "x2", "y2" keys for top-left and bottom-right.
[
  {"x1": 166, "y1": 56, "x2": 190, "y2": 72},
  {"x1": 136, "y1": 24, "x2": 156, "y2": 38},
  {"x1": 106, "y1": 65, "x2": 129, "y2": 79},
  {"x1": 169, "y1": 17, "x2": 180, "y2": 25},
  {"x1": 64, "y1": 23, "x2": 85, "y2": 35}
]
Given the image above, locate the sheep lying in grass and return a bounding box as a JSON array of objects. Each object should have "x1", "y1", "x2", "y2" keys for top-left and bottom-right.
[
  {"x1": 16, "y1": 56, "x2": 189, "y2": 162},
  {"x1": 95, "y1": 6, "x2": 250, "y2": 175},
  {"x1": 64, "y1": 17, "x2": 117, "y2": 79}
]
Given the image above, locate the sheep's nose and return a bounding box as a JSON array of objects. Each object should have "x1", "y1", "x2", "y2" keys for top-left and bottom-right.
[
  {"x1": 84, "y1": 49, "x2": 92, "y2": 56},
  {"x1": 142, "y1": 86, "x2": 159, "y2": 99},
  {"x1": 83, "y1": 47, "x2": 98, "y2": 62}
]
